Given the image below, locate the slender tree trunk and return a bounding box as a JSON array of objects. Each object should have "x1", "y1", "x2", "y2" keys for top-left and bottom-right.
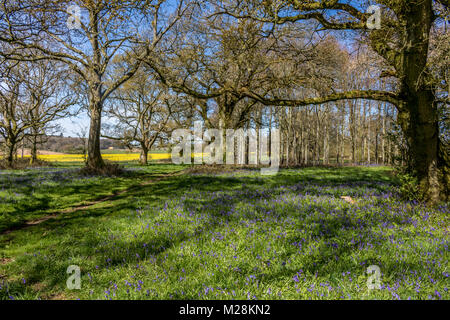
[
  {"x1": 305, "y1": 109, "x2": 309, "y2": 165},
  {"x1": 349, "y1": 101, "x2": 356, "y2": 164},
  {"x1": 268, "y1": 106, "x2": 272, "y2": 160},
  {"x1": 256, "y1": 110, "x2": 261, "y2": 164},
  {"x1": 245, "y1": 123, "x2": 250, "y2": 165},
  {"x1": 382, "y1": 104, "x2": 386, "y2": 165},
  {"x1": 299, "y1": 117, "x2": 304, "y2": 165},
  {"x1": 285, "y1": 109, "x2": 290, "y2": 166},
  {"x1": 340, "y1": 120, "x2": 345, "y2": 165},
  {"x1": 367, "y1": 102, "x2": 371, "y2": 164},
  {"x1": 375, "y1": 130, "x2": 379, "y2": 165},
  {"x1": 285, "y1": 133, "x2": 289, "y2": 166},
  {"x1": 314, "y1": 106, "x2": 319, "y2": 165},
  {"x1": 336, "y1": 121, "x2": 340, "y2": 165},
  {"x1": 323, "y1": 117, "x2": 329, "y2": 165}
]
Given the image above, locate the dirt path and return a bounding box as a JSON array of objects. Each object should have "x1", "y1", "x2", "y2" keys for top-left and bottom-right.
[{"x1": 0, "y1": 169, "x2": 188, "y2": 236}]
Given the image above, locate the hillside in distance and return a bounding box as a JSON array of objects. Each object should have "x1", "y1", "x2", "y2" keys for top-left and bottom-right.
[{"x1": 23, "y1": 135, "x2": 123, "y2": 154}]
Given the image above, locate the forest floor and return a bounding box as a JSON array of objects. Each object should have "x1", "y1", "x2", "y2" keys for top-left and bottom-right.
[{"x1": 0, "y1": 165, "x2": 448, "y2": 300}]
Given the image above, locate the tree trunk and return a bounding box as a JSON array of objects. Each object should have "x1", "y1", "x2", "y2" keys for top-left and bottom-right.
[
  {"x1": 367, "y1": 102, "x2": 371, "y2": 164},
  {"x1": 398, "y1": 96, "x2": 446, "y2": 202},
  {"x1": 269, "y1": 106, "x2": 272, "y2": 159},
  {"x1": 323, "y1": 118, "x2": 329, "y2": 165},
  {"x1": 87, "y1": 97, "x2": 105, "y2": 169},
  {"x1": 304, "y1": 110, "x2": 309, "y2": 165},
  {"x1": 255, "y1": 110, "x2": 260, "y2": 164},
  {"x1": 285, "y1": 131, "x2": 289, "y2": 166},
  {"x1": 336, "y1": 121, "x2": 340, "y2": 165},
  {"x1": 140, "y1": 143, "x2": 148, "y2": 165},
  {"x1": 6, "y1": 139, "x2": 15, "y2": 168},
  {"x1": 396, "y1": 0, "x2": 448, "y2": 202},
  {"x1": 381, "y1": 104, "x2": 386, "y2": 165},
  {"x1": 340, "y1": 121, "x2": 345, "y2": 165},
  {"x1": 299, "y1": 120, "x2": 304, "y2": 165},
  {"x1": 30, "y1": 135, "x2": 38, "y2": 165},
  {"x1": 349, "y1": 101, "x2": 356, "y2": 164}
]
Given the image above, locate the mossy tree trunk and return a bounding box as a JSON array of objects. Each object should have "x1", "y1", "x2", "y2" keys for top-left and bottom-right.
[
  {"x1": 30, "y1": 134, "x2": 38, "y2": 165},
  {"x1": 395, "y1": 0, "x2": 448, "y2": 202},
  {"x1": 6, "y1": 140, "x2": 15, "y2": 168}
]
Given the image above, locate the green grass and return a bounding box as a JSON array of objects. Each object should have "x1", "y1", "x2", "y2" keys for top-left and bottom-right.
[
  {"x1": 0, "y1": 165, "x2": 448, "y2": 300},
  {"x1": 0, "y1": 164, "x2": 183, "y2": 232}
]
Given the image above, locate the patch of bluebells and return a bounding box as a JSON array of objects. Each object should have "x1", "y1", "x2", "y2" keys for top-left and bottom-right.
[
  {"x1": 7, "y1": 169, "x2": 449, "y2": 300},
  {"x1": 72, "y1": 170, "x2": 450, "y2": 300}
]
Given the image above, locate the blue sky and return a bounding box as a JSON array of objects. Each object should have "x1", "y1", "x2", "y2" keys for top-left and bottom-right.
[{"x1": 57, "y1": 110, "x2": 91, "y2": 137}]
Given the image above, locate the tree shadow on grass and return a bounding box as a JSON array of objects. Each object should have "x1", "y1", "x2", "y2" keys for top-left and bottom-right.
[
  {"x1": 0, "y1": 168, "x2": 185, "y2": 234},
  {"x1": 3, "y1": 167, "x2": 416, "y2": 298}
]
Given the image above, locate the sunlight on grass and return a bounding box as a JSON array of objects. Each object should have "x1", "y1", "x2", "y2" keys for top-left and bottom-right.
[{"x1": 0, "y1": 166, "x2": 448, "y2": 300}]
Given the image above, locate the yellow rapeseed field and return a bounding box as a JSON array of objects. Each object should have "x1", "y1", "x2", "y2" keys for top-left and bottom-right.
[
  {"x1": 17, "y1": 153, "x2": 172, "y2": 162},
  {"x1": 15, "y1": 152, "x2": 209, "y2": 162}
]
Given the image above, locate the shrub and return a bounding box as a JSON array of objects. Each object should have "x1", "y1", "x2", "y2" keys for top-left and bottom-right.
[
  {"x1": 79, "y1": 162, "x2": 124, "y2": 177},
  {"x1": 398, "y1": 173, "x2": 424, "y2": 202},
  {"x1": 0, "y1": 158, "x2": 52, "y2": 170}
]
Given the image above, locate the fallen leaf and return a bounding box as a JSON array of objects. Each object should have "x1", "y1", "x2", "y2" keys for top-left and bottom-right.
[{"x1": 341, "y1": 196, "x2": 356, "y2": 204}]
